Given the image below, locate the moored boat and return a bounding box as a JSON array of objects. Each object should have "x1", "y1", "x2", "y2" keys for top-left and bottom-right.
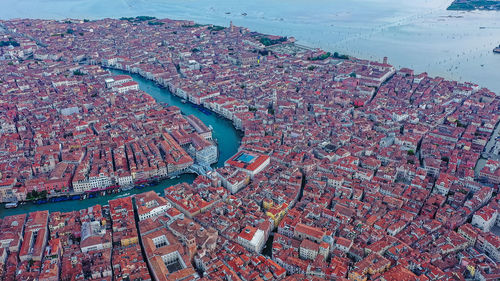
[{"x1": 5, "y1": 202, "x2": 18, "y2": 209}]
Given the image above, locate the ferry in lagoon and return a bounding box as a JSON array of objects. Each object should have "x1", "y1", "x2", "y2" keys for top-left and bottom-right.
[{"x1": 494, "y1": 45, "x2": 500, "y2": 54}]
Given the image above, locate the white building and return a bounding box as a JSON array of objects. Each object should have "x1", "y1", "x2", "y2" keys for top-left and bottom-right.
[
  {"x1": 193, "y1": 143, "x2": 217, "y2": 166},
  {"x1": 80, "y1": 221, "x2": 111, "y2": 253},
  {"x1": 117, "y1": 172, "x2": 133, "y2": 187},
  {"x1": 477, "y1": 233, "x2": 500, "y2": 262},
  {"x1": 237, "y1": 226, "x2": 265, "y2": 253},
  {"x1": 113, "y1": 81, "x2": 139, "y2": 93},
  {"x1": 136, "y1": 191, "x2": 172, "y2": 221},
  {"x1": 472, "y1": 206, "x2": 498, "y2": 232},
  {"x1": 299, "y1": 239, "x2": 319, "y2": 260},
  {"x1": 105, "y1": 75, "x2": 132, "y2": 88},
  {"x1": 72, "y1": 174, "x2": 112, "y2": 193},
  {"x1": 216, "y1": 167, "x2": 249, "y2": 194},
  {"x1": 226, "y1": 151, "x2": 271, "y2": 179}
]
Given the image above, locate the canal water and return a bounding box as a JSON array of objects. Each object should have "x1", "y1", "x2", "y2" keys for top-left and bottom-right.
[{"x1": 0, "y1": 70, "x2": 242, "y2": 217}]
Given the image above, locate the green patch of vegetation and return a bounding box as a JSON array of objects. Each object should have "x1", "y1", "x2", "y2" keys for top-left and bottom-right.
[
  {"x1": 83, "y1": 19, "x2": 90, "y2": 22},
  {"x1": 182, "y1": 23, "x2": 206, "y2": 28},
  {"x1": 191, "y1": 48, "x2": 200, "y2": 53},
  {"x1": 332, "y1": 52, "x2": 349, "y2": 60},
  {"x1": 0, "y1": 40, "x2": 20, "y2": 47},
  {"x1": 456, "y1": 120, "x2": 467, "y2": 128},
  {"x1": 407, "y1": 150, "x2": 415, "y2": 156},
  {"x1": 67, "y1": 28, "x2": 74, "y2": 34},
  {"x1": 73, "y1": 70, "x2": 85, "y2": 76},
  {"x1": 120, "y1": 16, "x2": 157, "y2": 22},
  {"x1": 26, "y1": 190, "x2": 48, "y2": 201},
  {"x1": 148, "y1": 21, "x2": 165, "y2": 26},
  {"x1": 208, "y1": 25, "x2": 225, "y2": 32},
  {"x1": 249, "y1": 106, "x2": 257, "y2": 112},
  {"x1": 309, "y1": 52, "x2": 331, "y2": 61},
  {"x1": 259, "y1": 36, "x2": 287, "y2": 46},
  {"x1": 268, "y1": 108, "x2": 275, "y2": 115},
  {"x1": 349, "y1": 72, "x2": 357, "y2": 78},
  {"x1": 307, "y1": 65, "x2": 316, "y2": 71},
  {"x1": 441, "y1": 156, "x2": 449, "y2": 163},
  {"x1": 79, "y1": 32, "x2": 84, "y2": 36}
]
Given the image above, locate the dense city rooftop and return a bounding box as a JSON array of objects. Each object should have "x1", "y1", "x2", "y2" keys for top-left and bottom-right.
[{"x1": 0, "y1": 17, "x2": 499, "y2": 280}]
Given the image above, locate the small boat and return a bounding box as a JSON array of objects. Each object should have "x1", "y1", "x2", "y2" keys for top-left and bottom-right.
[
  {"x1": 181, "y1": 99, "x2": 187, "y2": 103},
  {"x1": 494, "y1": 45, "x2": 500, "y2": 54},
  {"x1": 5, "y1": 202, "x2": 18, "y2": 209},
  {"x1": 241, "y1": 13, "x2": 247, "y2": 16},
  {"x1": 114, "y1": 192, "x2": 131, "y2": 199},
  {"x1": 121, "y1": 185, "x2": 134, "y2": 191},
  {"x1": 35, "y1": 199, "x2": 48, "y2": 204}
]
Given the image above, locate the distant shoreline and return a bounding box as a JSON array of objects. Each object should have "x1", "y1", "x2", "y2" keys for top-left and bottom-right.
[{"x1": 447, "y1": 0, "x2": 500, "y2": 11}]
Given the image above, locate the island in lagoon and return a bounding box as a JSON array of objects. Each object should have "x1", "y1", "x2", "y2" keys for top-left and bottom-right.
[{"x1": 448, "y1": 0, "x2": 500, "y2": 10}]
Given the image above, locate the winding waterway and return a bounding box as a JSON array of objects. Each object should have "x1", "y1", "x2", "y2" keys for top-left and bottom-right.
[
  {"x1": 1, "y1": 0, "x2": 499, "y2": 216},
  {"x1": 0, "y1": 70, "x2": 242, "y2": 217}
]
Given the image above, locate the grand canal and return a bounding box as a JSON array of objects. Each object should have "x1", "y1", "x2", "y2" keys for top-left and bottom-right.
[{"x1": 0, "y1": 70, "x2": 242, "y2": 217}]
